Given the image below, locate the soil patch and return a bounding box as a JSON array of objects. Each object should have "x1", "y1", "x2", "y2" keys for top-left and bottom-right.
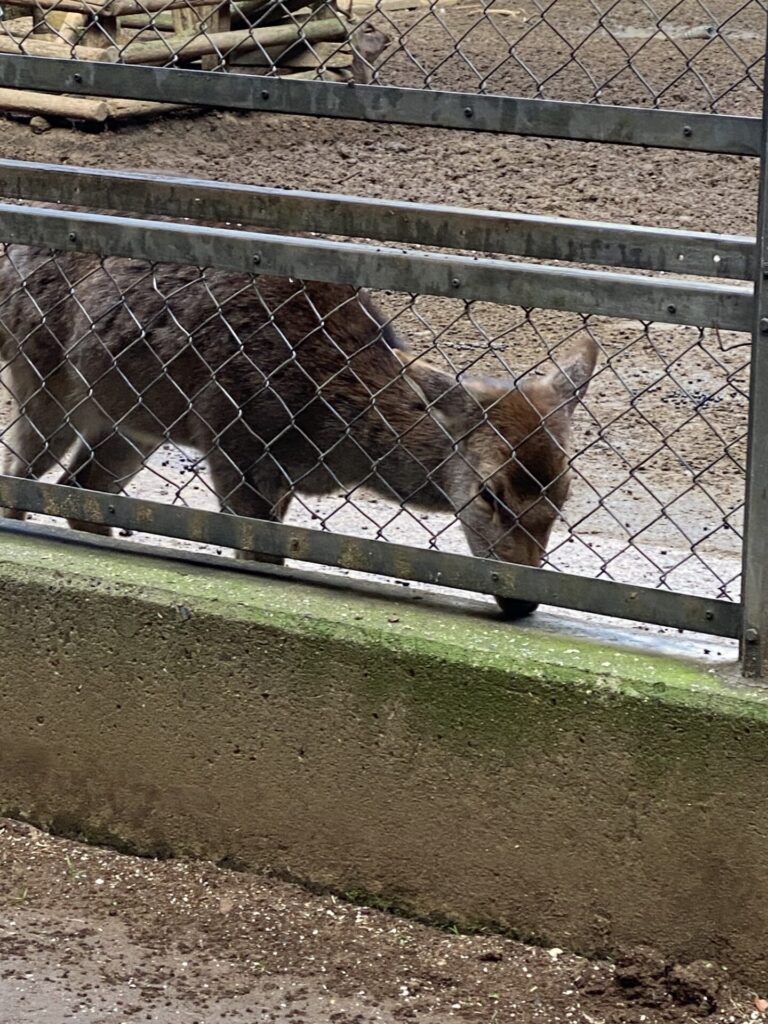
[{"x1": 0, "y1": 819, "x2": 760, "y2": 1023}]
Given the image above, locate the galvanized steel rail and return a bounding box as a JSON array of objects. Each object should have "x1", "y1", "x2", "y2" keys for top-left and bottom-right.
[
  {"x1": 0, "y1": 159, "x2": 755, "y2": 281},
  {"x1": 0, "y1": 56, "x2": 761, "y2": 155},
  {"x1": 0, "y1": 476, "x2": 739, "y2": 637},
  {"x1": 0, "y1": 202, "x2": 752, "y2": 330}
]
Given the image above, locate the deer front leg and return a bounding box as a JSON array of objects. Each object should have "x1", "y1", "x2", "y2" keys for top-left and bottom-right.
[{"x1": 207, "y1": 447, "x2": 292, "y2": 565}]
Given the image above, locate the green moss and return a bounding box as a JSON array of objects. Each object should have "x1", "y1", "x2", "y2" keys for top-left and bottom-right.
[
  {"x1": 0, "y1": 529, "x2": 757, "y2": 709},
  {"x1": 5, "y1": 806, "x2": 176, "y2": 860},
  {"x1": 0, "y1": 529, "x2": 766, "y2": 772}
]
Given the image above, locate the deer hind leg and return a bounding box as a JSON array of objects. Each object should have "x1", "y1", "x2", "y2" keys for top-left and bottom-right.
[
  {"x1": 56, "y1": 431, "x2": 154, "y2": 537},
  {"x1": 0, "y1": 394, "x2": 79, "y2": 522},
  {"x1": 206, "y1": 446, "x2": 292, "y2": 565}
]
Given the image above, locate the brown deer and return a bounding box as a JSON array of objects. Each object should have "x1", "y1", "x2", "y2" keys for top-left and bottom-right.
[{"x1": 0, "y1": 245, "x2": 597, "y2": 618}]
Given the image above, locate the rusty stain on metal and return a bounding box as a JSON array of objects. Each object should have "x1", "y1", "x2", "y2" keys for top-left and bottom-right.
[
  {"x1": 134, "y1": 502, "x2": 157, "y2": 530},
  {"x1": 85, "y1": 495, "x2": 107, "y2": 524},
  {"x1": 288, "y1": 534, "x2": 306, "y2": 557},
  {"x1": 338, "y1": 537, "x2": 370, "y2": 572},
  {"x1": 42, "y1": 492, "x2": 73, "y2": 520},
  {"x1": 393, "y1": 552, "x2": 418, "y2": 580}
]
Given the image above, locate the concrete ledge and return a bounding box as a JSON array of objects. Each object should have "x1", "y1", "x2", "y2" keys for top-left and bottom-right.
[{"x1": 0, "y1": 528, "x2": 767, "y2": 982}]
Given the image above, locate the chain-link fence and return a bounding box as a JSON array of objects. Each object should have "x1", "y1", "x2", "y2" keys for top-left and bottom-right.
[
  {"x1": 0, "y1": 0, "x2": 765, "y2": 113},
  {"x1": 0, "y1": 186, "x2": 749, "y2": 642},
  {"x1": 0, "y1": 0, "x2": 762, "y2": 659},
  {"x1": 3, "y1": 252, "x2": 745, "y2": 602}
]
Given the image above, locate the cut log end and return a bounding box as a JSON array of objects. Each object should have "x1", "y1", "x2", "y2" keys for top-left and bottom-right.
[{"x1": 0, "y1": 87, "x2": 109, "y2": 121}]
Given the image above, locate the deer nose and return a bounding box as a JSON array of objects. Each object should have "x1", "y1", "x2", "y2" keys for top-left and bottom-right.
[{"x1": 495, "y1": 595, "x2": 539, "y2": 619}]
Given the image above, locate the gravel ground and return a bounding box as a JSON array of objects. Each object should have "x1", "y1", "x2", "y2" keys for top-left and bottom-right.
[{"x1": 0, "y1": 817, "x2": 765, "y2": 1024}]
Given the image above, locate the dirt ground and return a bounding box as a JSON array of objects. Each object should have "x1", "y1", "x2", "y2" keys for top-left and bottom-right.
[
  {"x1": 366, "y1": 0, "x2": 767, "y2": 112},
  {"x1": 0, "y1": 817, "x2": 764, "y2": 1024}
]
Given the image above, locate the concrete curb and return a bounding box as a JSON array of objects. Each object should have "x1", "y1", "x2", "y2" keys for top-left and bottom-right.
[{"x1": 0, "y1": 529, "x2": 766, "y2": 982}]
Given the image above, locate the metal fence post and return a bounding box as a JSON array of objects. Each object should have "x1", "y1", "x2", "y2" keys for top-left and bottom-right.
[{"x1": 741, "y1": 21, "x2": 768, "y2": 678}]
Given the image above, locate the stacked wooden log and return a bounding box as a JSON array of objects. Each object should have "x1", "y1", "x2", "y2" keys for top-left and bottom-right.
[{"x1": 0, "y1": 0, "x2": 388, "y2": 125}]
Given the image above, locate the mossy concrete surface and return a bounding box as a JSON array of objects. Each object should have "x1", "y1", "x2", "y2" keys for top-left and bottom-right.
[{"x1": 0, "y1": 529, "x2": 767, "y2": 982}]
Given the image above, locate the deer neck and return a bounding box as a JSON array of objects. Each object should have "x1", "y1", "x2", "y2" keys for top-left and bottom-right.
[{"x1": 364, "y1": 358, "x2": 481, "y2": 511}]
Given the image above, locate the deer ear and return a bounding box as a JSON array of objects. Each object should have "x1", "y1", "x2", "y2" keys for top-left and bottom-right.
[
  {"x1": 467, "y1": 379, "x2": 511, "y2": 410},
  {"x1": 542, "y1": 338, "x2": 599, "y2": 409}
]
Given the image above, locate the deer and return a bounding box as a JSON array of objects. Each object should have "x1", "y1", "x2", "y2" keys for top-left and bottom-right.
[{"x1": 0, "y1": 244, "x2": 598, "y2": 619}]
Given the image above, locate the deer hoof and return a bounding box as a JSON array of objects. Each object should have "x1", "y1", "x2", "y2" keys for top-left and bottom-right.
[{"x1": 495, "y1": 596, "x2": 538, "y2": 620}]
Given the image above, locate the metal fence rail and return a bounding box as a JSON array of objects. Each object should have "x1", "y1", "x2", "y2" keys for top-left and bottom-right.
[
  {"x1": 0, "y1": 202, "x2": 752, "y2": 327},
  {"x1": 0, "y1": 158, "x2": 756, "y2": 280},
  {"x1": 0, "y1": 476, "x2": 739, "y2": 636},
  {"x1": 0, "y1": 55, "x2": 762, "y2": 152}
]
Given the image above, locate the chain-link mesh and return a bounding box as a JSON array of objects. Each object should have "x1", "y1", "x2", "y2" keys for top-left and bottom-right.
[
  {"x1": 0, "y1": 0, "x2": 764, "y2": 111},
  {"x1": 368, "y1": 0, "x2": 767, "y2": 111},
  {"x1": 0, "y1": 240, "x2": 746, "y2": 607}
]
